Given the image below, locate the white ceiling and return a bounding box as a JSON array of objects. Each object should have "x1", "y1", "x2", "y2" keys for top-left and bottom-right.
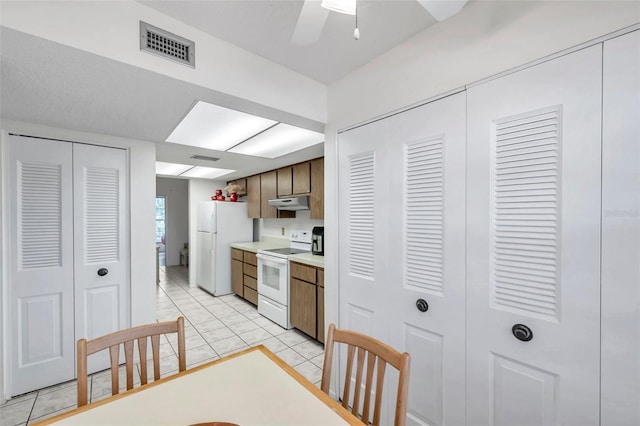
[
  {"x1": 139, "y1": 0, "x2": 437, "y2": 84},
  {"x1": 0, "y1": 0, "x2": 441, "y2": 179}
]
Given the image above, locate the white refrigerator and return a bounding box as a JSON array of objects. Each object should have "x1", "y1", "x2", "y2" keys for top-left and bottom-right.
[{"x1": 196, "y1": 201, "x2": 253, "y2": 295}]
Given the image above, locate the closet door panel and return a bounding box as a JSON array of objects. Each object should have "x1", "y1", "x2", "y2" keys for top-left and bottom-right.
[
  {"x1": 387, "y1": 92, "x2": 466, "y2": 426},
  {"x1": 73, "y1": 143, "x2": 129, "y2": 373},
  {"x1": 601, "y1": 29, "x2": 640, "y2": 426},
  {"x1": 466, "y1": 45, "x2": 602, "y2": 425},
  {"x1": 7, "y1": 135, "x2": 75, "y2": 395},
  {"x1": 337, "y1": 118, "x2": 391, "y2": 423}
]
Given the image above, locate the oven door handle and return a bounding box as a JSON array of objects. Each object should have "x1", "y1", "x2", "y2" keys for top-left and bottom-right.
[{"x1": 256, "y1": 254, "x2": 289, "y2": 265}]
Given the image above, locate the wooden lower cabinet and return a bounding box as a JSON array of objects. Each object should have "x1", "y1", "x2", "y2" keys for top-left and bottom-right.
[
  {"x1": 290, "y1": 261, "x2": 324, "y2": 341},
  {"x1": 231, "y1": 248, "x2": 259, "y2": 305}
]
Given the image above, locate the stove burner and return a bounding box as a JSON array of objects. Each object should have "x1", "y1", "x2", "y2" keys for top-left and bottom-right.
[{"x1": 261, "y1": 247, "x2": 309, "y2": 256}]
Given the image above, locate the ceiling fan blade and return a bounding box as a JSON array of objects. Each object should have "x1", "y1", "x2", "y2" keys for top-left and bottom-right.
[
  {"x1": 291, "y1": 0, "x2": 330, "y2": 46},
  {"x1": 416, "y1": 0, "x2": 468, "y2": 21}
]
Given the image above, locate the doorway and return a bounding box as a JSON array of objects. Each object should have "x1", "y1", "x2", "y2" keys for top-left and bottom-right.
[{"x1": 156, "y1": 195, "x2": 166, "y2": 266}]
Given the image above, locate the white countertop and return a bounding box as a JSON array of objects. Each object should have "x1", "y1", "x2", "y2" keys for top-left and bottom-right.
[{"x1": 231, "y1": 239, "x2": 324, "y2": 268}]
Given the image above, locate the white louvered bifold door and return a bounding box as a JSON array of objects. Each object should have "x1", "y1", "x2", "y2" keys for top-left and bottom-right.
[
  {"x1": 466, "y1": 45, "x2": 602, "y2": 425},
  {"x1": 73, "y1": 143, "x2": 129, "y2": 373},
  {"x1": 387, "y1": 92, "x2": 466, "y2": 426},
  {"x1": 337, "y1": 118, "x2": 392, "y2": 423},
  {"x1": 7, "y1": 135, "x2": 76, "y2": 394}
]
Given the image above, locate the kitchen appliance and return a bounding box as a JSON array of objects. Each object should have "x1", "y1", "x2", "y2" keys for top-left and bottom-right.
[
  {"x1": 196, "y1": 201, "x2": 253, "y2": 295},
  {"x1": 256, "y1": 230, "x2": 312, "y2": 329},
  {"x1": 268, "y1": 196, "x2": 309, "y2": 211},
  {"x1": 312, "y1": 226, "x2": 324, "y2": 256}
]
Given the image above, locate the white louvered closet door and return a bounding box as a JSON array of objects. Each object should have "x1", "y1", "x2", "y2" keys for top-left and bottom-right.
[
  {"x1": 73, "y1": 143, "x2": 129, "y2": 373},
  {"x1": 7, "y1": 135, "x2": 75, "y2": 395},
  {"x1": 337, "y1": 118, "x2": 391, "y2": 417},
  {"x1": 466, "y1": 45, "x2": 602, "y2": 425},
  {"x1": 387, "y1": 92, "x2": 466, "y2": 426}
]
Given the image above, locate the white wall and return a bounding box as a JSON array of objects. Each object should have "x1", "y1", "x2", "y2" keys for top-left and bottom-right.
[
  {"x1": 260, "y1": 210, "x2": 323, "y2": 240},
  {"x1": 323, "y1": 2, "x2": 640, "y2": 338},
  {"x1": 187, "y1": 179, "x2": 229, "y2": 287},
  {"x1": 0, "y1": 120, "x2": 157, "y2": 399},
  {"x1": 156, "y1": 177, "x2": 189, "y2": 266},
  {"x1": 0, "y1": 1, "x2": 326, "y2": 124}
]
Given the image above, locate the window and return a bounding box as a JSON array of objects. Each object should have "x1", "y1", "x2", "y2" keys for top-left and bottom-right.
[{"x1": 156, "y1": 196, "x2": 166, "y2": 249}]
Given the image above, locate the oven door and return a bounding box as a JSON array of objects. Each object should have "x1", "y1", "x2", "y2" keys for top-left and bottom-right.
[{"x1": 256, "y1": 253, "x2": 289, "y2": 306}]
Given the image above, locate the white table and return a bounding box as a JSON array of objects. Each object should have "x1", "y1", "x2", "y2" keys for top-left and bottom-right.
[{"x1": 36, "y1": 345, "x2": 359, "y2": 425}]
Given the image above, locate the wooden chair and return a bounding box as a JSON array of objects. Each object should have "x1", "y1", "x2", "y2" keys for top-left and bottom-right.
[
  {"x1": 321, "y1": 323, "x2": 410, "y2": 426},
  {"x1": 77, "y1": 317, "x2": 186, "y2": 407}
]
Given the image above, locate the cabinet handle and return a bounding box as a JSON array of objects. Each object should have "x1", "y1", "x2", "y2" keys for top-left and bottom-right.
[
  {"x1": 97, "y1": 268, "x2": 109, "y2": 277},
  {"x1": 512, "y1": 324, "x2": 533, "y2": 342},
  {"x1": 416, "y1": 299, "x2": 429, "y2": 312}
]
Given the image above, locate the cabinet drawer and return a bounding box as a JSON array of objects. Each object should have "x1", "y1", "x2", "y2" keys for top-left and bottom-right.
[
  {"x1": 290, "y1": 262, "x2": 316, "y2": 283},
  {"x1": 243, "y1": 251, "x2": 257, "y2": 266},
  {"x1": 244, "y1": 286, "x2": 258, "y2": 305},
  {"x1": 243, "y1": 263, "x2": 257, "y2": 278},
  {"x1": 244, "y1": 274, "x2": 257, "y2": 290},
  {"x1": 317, "y1": 268, "x2": 324, "y2": 288},
  {"x1": 231, "y1": 248, "x2": 244, "y2": 261}
]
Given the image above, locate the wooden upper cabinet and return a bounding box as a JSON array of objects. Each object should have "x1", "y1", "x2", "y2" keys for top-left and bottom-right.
[
  {"x1": 260, "y1": 170, "x2": 278, "y2": 218},
  {"x1": 277, "y1": 167, "x2": 292, "y2": 197},
  {"x1": 292, "y1": 162, "x2": 311, "y2": 195},
  {"x1": 247, "y1": 175, "x2": 261, "y2": 218},
  {"x1": 310, "y1": 157, "x2": 324, "y2": 219},
  {"x1": 226, "y1": 178, "x2": 247, "y2": 196}
]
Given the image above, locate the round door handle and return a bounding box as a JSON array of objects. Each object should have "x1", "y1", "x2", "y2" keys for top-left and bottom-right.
[
  {"x1": 416, "y1": 299, "x2": 429, "y2": 312},
  {"x1": 512, "y1": 324, "x2": 533, "y2": 342},
  {"x1": 97, "y1": 268, "x2": 109, "y2": 277}
]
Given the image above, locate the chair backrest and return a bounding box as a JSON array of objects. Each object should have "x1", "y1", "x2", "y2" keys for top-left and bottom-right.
[
  {"x1": 321, "y1": 323, "x2": 410, "y2": 426},
  {"x1": 77, "y1": 317, "x2": 186, "y2": 407}
]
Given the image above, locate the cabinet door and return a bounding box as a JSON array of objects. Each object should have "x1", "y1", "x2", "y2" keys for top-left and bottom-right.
[
  {"x1": 231, "y1": 258, "x2": 244, "y2": 297},
  {"x1": 467, "y1": 45, "x2": 602, "y2": 426},
  {"x1": 260, "y1": 171, "x2": 278, "y2": 218},
  {"x1": 8, "y1": 135, "x2": 75, "y2": 395},
  {"x1": 290, "y1": 278, "x2": 317, "y2": 338},
  {"x1": 277, "y1": 167, "x2": 292, "y2": 197},
  {"x1": 310, "y1": 158, "x2": 324, "y2": 219},
  {"x1": 317, "y1": 286, "x2": 325, "y2": 343},
  {"x1": 247, "y1": 175, "x2": 261, "y2": 218},
  {"x1": 292, "y1": 162, "x2": 311, "y2": 194}
]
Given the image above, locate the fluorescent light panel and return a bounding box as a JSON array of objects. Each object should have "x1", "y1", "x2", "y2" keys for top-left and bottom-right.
[
  {"x1": 228, "y1": 123, "x2": 324, "y2": 159},
  {"x1": 321, "y1": 0, "x2": 356, "y2": 15},
  {"x1": 155, "y1": 161, "x2": 192, "y2": 175},
  {"x1": 166, "y1": 101, "x2": 276, "y2": 151},
  {"x1": 155, "y1": 162, "x2": 235, "y2": 179},
  {"x1": 179, "y1": 166, "x2": 235, "y2": 179}
]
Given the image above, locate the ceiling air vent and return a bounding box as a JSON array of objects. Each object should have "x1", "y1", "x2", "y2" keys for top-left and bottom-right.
[
  {"x1": 191, "y1": 155, "x2": 220, "y2": 162},
  {"x1": 140, "y1": 21, "x2": 195, "y2": 68}
]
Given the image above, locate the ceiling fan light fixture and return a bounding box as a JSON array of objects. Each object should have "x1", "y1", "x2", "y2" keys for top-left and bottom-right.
[{"x1": 321, "y1": 0, "x2": 356, "y2": 15}]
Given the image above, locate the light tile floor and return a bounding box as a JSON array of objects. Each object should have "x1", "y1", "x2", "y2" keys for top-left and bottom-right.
[{"x1": 1, "y1": 265, "x2": 324, "y2": 426}]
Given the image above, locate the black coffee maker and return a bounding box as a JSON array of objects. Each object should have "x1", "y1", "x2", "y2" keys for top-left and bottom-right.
[{"x1": 312, "y1": 226, "x2": 324, "y2": 256}]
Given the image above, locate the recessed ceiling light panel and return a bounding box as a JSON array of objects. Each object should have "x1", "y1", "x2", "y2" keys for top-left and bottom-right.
[
  {"x1": 155, "y1": 161, "x2": 193, "y2": 176},
  {"x1": 228, "y1": 124, "x2": 324, "y2": 159},
  {"x1": 166, "y1": 101, "x2": 276, "y2": 151},
  {"x1": 179, "y1": 166, "x2": 235, "y2": 179}
]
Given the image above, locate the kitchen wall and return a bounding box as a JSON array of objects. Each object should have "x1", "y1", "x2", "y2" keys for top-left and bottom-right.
[
  {"x1": 260, "y1": 210, "x2": 323, "y2": 241},
  {"x1": 156, "y1": 177, "x2": 189, "y2": 266}
]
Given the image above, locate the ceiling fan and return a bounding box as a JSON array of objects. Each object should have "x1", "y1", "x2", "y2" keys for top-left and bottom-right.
[{"x1": 291, "y1": 0, "x2": 468, "y2": 45}]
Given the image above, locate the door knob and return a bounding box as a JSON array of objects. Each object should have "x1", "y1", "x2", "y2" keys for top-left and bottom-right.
[
  {"x1": 512, "y1": 324, "x2": 533, "y2": 342},
  {"x1": 416, "y1": 299, "x2": 429, "y2": 312},
  {"x1": 97, "y1": 268, "x2": 109, "y2": 277}
]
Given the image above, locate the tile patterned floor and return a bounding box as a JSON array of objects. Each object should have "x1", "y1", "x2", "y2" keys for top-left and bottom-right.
[{"x1": 1, "y1": 265, "x2": 324, "y2": 425}]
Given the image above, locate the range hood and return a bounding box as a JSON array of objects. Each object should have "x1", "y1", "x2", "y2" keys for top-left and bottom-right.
[{"x1": 268, "y1": 196, "x2": 309, "y2": 211}]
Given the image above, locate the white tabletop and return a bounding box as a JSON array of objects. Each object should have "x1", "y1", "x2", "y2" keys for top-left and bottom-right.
[{"x1": 38, "y1": 346, "x2": 358, "y2": 426}]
